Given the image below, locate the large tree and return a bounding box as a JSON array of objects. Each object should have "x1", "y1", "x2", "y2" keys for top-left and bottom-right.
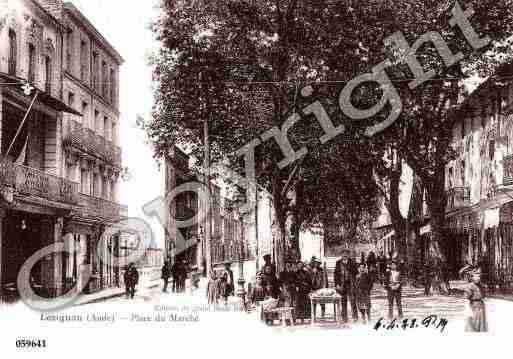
[
  {"x1": 380, "y1": 0, "x2": 513, "y2": 262},
  {"x1": 145, "y1": 0, "x2": 388, "y2": 270}
]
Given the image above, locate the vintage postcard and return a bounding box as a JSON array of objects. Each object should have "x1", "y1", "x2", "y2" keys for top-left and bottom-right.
[{"x1": 1, "y1": 0, "x2": 512, "y2": 357}]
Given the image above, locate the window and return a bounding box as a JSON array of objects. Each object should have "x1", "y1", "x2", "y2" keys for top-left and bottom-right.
[
  {"x1": 489, "y1": 139, "x2": 495, "y2": 160},
  {"x1": 102, "y1": 61, "x2": 108, "y2": 98},
  {"x1": 109, "y1": 68, "x2": 116, "y2": 104},
  {"x1": 66, "y1": 30, "x2": 73, "y2": 72},
  {"x1": 8, "y1": 29, "x2": 17, "y2": 75},
  {"x1": 81, "y1": 102, "x2": 88, "y2": 125},
  {"x1": 461, "y1": 119, "x2": 466, "y2": 139},
  {"x1": 94, "y1": 110, "x2": 100, "y2": 132},
  {"x1": 80, "y1": 39, "x2": 88, "y2": 81},
  {"x1": 80, "y1": 168, "x2": 88, "y2": 194},
  {"x1": 93, "y1": 173, "x2": 99, "y2": 197},
  {"x1": 104, "y1": 116, "x2": 110, "y2": 139},
  {"x1": 28, "y1": 43, "x2": 36, "y2": 83},
  {"x1": 68, "y1": 92, "x2": 75, "y2": 107},
  {"x1": 44, "y1": 55, "x2": 52, "y2": 93},
  {"x1": 111, "y1": 122, "x2": 117, "y2": 144},
  {"x1": 92, "y1": 52, "x2": 99, "y2": 91}
]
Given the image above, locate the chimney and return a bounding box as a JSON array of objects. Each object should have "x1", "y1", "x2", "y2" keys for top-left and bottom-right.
[{"x1": 36, "y1": 0, "x2": 63, "y2": 20}]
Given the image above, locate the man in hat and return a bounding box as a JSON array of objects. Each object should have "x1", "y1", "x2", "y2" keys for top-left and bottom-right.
[
  {"x1": 261, "y1": 254, "x2": 276, "y2": 277},
  {"x1": 334, "y1": 250, "x2": 358, "y2": 323},
  {"x1": 384, "y1": 260, "x2": 403, "y2": 319},
  {"x1": 124, "y1": 263, "x2": 139, "y2": 299},
  {"x1": 161, "y1": 259, "x2": 171, "y2": 293}
]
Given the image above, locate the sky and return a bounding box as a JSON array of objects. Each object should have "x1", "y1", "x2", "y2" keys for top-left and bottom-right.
[{"x1": 69, "y1": 0, "x2": 165, "y2": 247}]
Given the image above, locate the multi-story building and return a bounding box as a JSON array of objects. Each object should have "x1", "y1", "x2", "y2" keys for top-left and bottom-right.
[
  {"x1": 445, "y1": 62, "x2": 513, "y2": 291},
  {"x1": 0, "y1": 0, "x2": 126, "y2": 302},
  {"x1": 164, "y1": 146, "x2": 273, "y2": 285}
]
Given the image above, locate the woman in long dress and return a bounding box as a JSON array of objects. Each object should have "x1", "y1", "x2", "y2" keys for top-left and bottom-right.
[
  {"x1": 464, "y1": 267, "x2": 488, "y2": 332},
  {"x1": 206, "y1": 271, "x2": 219, "y2": 305}
]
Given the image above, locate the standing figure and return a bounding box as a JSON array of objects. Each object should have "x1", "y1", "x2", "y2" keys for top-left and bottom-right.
[
  {"x1": 384, "y1": 260, "x2": 403, "y2": 319},
  {"x1": 310, "y1": 260, "x2": 327, "y2": 318},
  {"x1": 161, "y1": 259, "x2": 171, "y2": 293},
  {"x1": 223, "y1": 263, "x2": 234, "y2": 297},
  {"x1": 218, "y1": 272, "x2": 229, "y2": 305},
  {"x1": 423, "y1": 259, "x2": 434, "y2": 296},
  {"x1": 249, "y1": 275, "x2": 267, "y2": 306},
  {"x1": 207, "y1": 271, "x2": 219, "y2": 305},
  {"x1": 124, "y1": 263, "x2": 139, "y2": 299},
  {"x1": 293, "y1": 262, "x2": 312, "y2": 323},
  {"x1": 171, "y1": 260, "x2": 179, "y2": 293},
  {"x1": 464, "y1": 267, "x2": 488, "y2": 332},
  {"x1": 355, "y1": 263, "x2": 373, "y2": 323},
  {"x1": 334, "y1": 250, "x2": 358, "y2": 323}
]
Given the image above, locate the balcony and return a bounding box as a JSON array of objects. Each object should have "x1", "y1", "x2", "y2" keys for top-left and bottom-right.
[
  {"x1": 0, "y1": 161, "x2": 78, "y2": 205},
  {"x1": 446, "y1": 187, "x2": 470, "y2": 211},
  {"x1": 64, "y1": 120, "x2": 121, "y2": 166},
  {"x1": 78, "y1": 194, "x2": 127, "y2": 221},
  {"x1": 504, "y1": 155, "x2": 513, "y2": 185}
]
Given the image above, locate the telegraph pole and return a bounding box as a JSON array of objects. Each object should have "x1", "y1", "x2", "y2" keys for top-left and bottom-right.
[{"x1": 200, "y1": 70, "x2": 213, "y2": 279}]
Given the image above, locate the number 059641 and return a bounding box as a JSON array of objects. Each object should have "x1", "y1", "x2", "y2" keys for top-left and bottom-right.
[{"x1": 15, "y1": 339, "x2": 47, "y2": 349}]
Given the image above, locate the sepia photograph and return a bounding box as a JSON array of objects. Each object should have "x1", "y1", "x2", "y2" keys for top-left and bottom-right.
[{"x1": 1, "y1": 0, "x2": 513, "y2": 357}]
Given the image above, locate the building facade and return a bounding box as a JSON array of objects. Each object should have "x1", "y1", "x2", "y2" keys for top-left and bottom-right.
[
  {"x1": 0, "y1": 0, "x2": 126, "y2": 303},
  {"x1": 164, "y1": 147, "x2": 273, "y2": 284},
  {"x1": 444, "y1": 63, "x2": 513, "y2": 291}
]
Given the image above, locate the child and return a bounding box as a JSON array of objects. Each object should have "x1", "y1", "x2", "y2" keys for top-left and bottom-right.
[
  {"x1": 206, "y1": 271, "x2": 219, "y2": 305},
  {"x1": 249, "y1": 275, "x2": 266, "y2": 306},
  {"x1": 384, "y1": 260, "x2": 403, "y2": 319},
  {"x1": 355, "y1": 263, "x2": 373, "y2": 323},
  {"x1": 464, "y1": 267, "x2": 488, "y2": 332}
]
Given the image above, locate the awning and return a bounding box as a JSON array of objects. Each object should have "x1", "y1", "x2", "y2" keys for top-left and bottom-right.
[{"x1": 0, "y1": 73, "x2": 82, "y2": 116}]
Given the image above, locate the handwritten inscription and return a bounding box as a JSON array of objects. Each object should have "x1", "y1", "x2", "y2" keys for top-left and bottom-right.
[{"x1": 373, "y1": 315, "x2": 448, "y2": 333}]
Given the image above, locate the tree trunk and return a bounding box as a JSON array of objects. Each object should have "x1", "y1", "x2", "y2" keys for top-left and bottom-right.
[{"x1": 425, "y1": 171, "x2": 448, "y2": 294}]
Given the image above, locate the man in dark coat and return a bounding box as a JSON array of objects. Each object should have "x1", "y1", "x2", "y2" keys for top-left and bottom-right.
[
  {"x1": 334, "y1": 250, "x2": 358, "y2": 323},
  {"x1": 124, "y1": 263, "x2": 139, "y2": 299},
  {"x1": 223, "y1": 263, "x2": 234, "y2": 296},
  {"x1": 161, "y1": 259, "x2": 171, "y2": 293},
  {"x1": 171, "y1": 260, "x2": 179, "y2": 292},
  {"x1": 384, "y1": 260, "x2": 403, "y2": 319}
]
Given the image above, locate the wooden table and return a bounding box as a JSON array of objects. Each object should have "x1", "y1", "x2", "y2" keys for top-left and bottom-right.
[{"x1": 309, "y1": 293, "x2": 343, "y2": 326}]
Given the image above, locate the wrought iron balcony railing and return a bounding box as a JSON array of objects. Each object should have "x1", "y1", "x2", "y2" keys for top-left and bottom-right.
[
  {"x1": 504, "y1": 154, "x2": 513, "y2": 185},
  {"x1": 64, "y1": 120, "x2": 122, "y2": 166},
  {"x1": 1, "y1": 161, "x2": 78, "y2": 204},
  {"x1": 446, "y1": 186, "x2": 471, "y2": 211},
  {"x1": 78, "y1": 193, "x2": 126, "y2": 221}
]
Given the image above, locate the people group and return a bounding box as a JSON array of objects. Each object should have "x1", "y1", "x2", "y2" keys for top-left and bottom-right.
[
  {"x1": 206, "y1": 263, "x2": 235, "y2": 305},
  {"x1": 161, "y1": 258, "x2": 189, "y2": 293}
]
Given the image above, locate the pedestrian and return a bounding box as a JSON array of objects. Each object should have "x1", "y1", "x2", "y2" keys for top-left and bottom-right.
[
  {"x1": 378, "y1": 253, "x2": 387, "y2": 284},
  {"x1": 171, "y1": 260, "x2": 179, "y2": 292},
  {"x1": 384, "y1": 260, "x2": 403, "y2": 319},
  {"x1": 161, "y1": 259, "x2": 171, "y2": 293},
  {"x1": 207, "y1": 270, "x2": 219, "y2": 305},
  {"x1": 423, "y1": 259, "x2": 434, "y2": 296},
  {"x1": 293, "y1": 261, "x2": 312, "y2": 323},
  {"x1": 262, "y1": 262, "x2": 280, "y2": 297},
  {"x1": 218, "y1": 272, "x2": 229, "y2": 305},
  {"x1": 223, "y1": 263, "x2": 234, "y2": 296},
  {"x1": 178, "y1": 260, "x2": 188, "y2": 292},
  {"x1": 123, "y1": 263, "x2": 139, "y2": 299},
  {"x1": 464, "y1": 267, "x2": 488, "y2": 332},
  {"x1": 334, "y1": 250, "x2": 358, "y2": 323},
  {"x1": 249, "y1": 274, "x2": 266, "y2": 306},
  {"x1": 261, "y1": 254, "x2": 277, "y2": 278},
  {"x1": 355, "y1": 263, "x2": 373, "y2": 324},
  {"x1": 311, "y1": 259, "x2": 327, "y2": 318}
]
